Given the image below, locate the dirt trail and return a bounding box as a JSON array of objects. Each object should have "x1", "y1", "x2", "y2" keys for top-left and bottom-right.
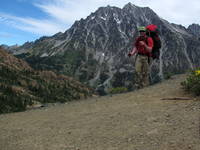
[{"x1": 0, "y1": 74, "x2": 200, "y2": 150}]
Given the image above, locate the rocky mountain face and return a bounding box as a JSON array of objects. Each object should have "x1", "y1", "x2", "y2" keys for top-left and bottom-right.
[
  {"x1": 0, "y1": 47, "x2": 92, "y2": 114},
  {"x1": 7, "y1": 3, "x2": 200, "y2": 94},
  {"x1": 0, "y1": 44, "x2": 20, "y2": 53},
  {"x1": 187, "y1": 24, "x2": 200, "y2": 39}
]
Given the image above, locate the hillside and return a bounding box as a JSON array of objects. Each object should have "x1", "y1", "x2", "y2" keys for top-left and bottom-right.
[
  {"x1": 0, "y1": 74, "x2": 199, "y2": 150},
  {"x1": 0, "y1": 47, "x2": 93, "y2": 114}
]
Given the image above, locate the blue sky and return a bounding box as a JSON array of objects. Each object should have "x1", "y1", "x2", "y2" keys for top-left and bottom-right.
[{"x1": 0, "y1": 0, "x2": 200, "y2": 46}]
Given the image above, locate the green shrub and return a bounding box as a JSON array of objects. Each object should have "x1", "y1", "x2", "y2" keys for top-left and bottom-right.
[
  {"x1": 164, "y1": 72, "x2": 173, "y2": 80},
  {"x1": 109, "y1": 87, "x2": 128, "y2": 94},
  {"x1": 181, "y1": 69, "x2": 200, "y2": 96}
]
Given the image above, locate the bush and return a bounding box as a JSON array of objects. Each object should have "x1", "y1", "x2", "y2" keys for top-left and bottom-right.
[
  {"x1": 181, "y1": 69, "x2": 200, "y2": 96},
  {"x1": 164, "y1": 72, "x2": 173, "y2": 80},
  {"x1": 109, "y1": 87, "x2": 128, "y2": 94}
]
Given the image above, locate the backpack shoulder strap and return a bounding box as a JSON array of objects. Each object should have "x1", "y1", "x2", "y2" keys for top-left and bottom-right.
[{"x1": 147, "y1": 37, "x2": 155, "y2": 48}]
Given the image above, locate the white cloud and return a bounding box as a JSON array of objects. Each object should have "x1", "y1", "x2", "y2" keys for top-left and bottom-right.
[
  {"x1": 133, "y1": 0, "x2": 200, "y2": 27},
  {"x1": 0, "y1": 32, "x2": 14, "y2": 38},
  {"x1": 34, "y1": 0, "x2": 110, "y2": 23},
  {"x1": 33, "y1": 0, "x2": 200, "y2": 27},
  {"x1": 0, "y1": 13, "x2": 67, "y2": 35}
]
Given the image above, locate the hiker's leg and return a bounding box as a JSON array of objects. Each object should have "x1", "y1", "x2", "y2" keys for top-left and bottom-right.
[
  {"x1": 141, "y1": 56, "x2": 150, "y2": 87},
  {"x1": 148, "y1": 57, "x2": 153, "y2": 67},
  {"x1": 135, "y1": 55, "x2": 143, "y2": 88},
  {"x1": 147, "y1": 57, "x2": 153, "y2": 84}
]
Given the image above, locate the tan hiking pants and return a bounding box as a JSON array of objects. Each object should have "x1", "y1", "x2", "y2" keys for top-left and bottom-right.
[{"x1": 135, "y1": 55, "x2": 152, "y2": 88}]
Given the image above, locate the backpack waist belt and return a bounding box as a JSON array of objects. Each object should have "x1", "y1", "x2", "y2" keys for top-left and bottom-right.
[{"x1": 138, "y1": 52, "x2": 148, "y2": 57}]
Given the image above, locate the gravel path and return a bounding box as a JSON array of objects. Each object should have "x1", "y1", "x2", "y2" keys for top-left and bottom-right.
[{"x1": 0, "y1": 74, "x2": 200, "y2": 150}]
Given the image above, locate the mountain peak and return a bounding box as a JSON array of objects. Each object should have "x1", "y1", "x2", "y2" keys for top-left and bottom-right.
[
  {"x1": 123, "y1": 2, "x2": 138, "y2": 9},
  {"x1": 187, "y1": 23, "x2": 200, "y2": 30},
  {"x1": 122, "y1": 2, "x2": 155, "y2": 16},
  {"x1": 187, "y1": 23, "x2": 200, "y2": 37}
]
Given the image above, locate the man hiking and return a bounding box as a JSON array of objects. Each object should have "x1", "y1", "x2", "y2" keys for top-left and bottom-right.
[{"x1": 128, "y1": 26, "x2": 154, "y2": 89}]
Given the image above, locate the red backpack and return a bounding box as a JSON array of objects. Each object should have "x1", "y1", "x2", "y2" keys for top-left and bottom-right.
[{"x1": 146, "y1": 24, "x2": 161, "y2": 59}]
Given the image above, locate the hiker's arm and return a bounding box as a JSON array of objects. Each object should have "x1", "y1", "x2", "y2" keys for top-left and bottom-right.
[
  {"x1": 128, "y1": 38, "x2": 138, "y2": 56},
  {"x1": 143, "y1": 42, "x2": 152, "y2": 53},
  {"x1": 129, "y1": 47, "x2": 137, "y2": 56},
  {"x1": 139, "y1": 38, "x2": 153, "y2": 53}
]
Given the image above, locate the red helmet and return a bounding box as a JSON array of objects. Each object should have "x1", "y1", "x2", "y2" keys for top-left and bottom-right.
[{"x1": 146, "y1": 24, "x2": 157, "y2": 32}]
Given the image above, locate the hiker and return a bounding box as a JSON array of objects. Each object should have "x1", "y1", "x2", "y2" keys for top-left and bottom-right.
[{"x1": 128, "y1": 26, "x2": 154, "y2": 89}]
